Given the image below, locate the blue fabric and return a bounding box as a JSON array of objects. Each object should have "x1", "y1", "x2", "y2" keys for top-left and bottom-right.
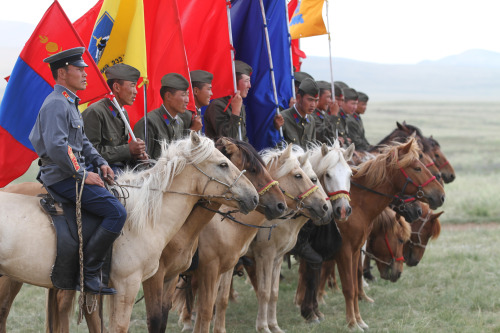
[
  {"x1": 0, "y1": 57, "x2": 53, "y2": 151},
  {"x1": 231, "y1": 0, "x2": 293, "y2": 151},
  {"x1": 49, "y1": 177, "x2": 127, "y2": 233}
]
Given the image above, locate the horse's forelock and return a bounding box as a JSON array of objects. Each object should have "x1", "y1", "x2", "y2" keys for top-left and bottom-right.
[
  {"x1": 261, "y1": 144, "x2": 299, "y2": 180},
  {"x1": 398, "y1": 218, "x2": 411, "y2": 241},
  {"x1": 309, "y1": 144, "x2": 343, "y2": 178}
]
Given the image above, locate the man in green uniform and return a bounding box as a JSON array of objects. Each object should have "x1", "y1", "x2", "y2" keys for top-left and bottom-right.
[
  {"x1": 329, "y1": 83, "x2": 349, "y2": 146},
  {"x1": 82, "y1": 63, "x2": 146, "y2": 173},
  {"x1": 204, "y1": 60, "x2": 252, "y2": 142},
  {"x1": 133, "y1": 73, "x2": 189, "y2": 160},
  {"x1": 346, "y1": 91, "x2": 372, "y2": 151},
  {"x1": 312, "y1": 80, "x2": 335, "y2": 143},
  {"x1": 276, "y1": 78, "x2": 319, "y2": 150},
  {"x1": 178, "y1": 70, "x2": 213, "y2": 136},
  {"x1": 339, "y1": 87, "x2": 359, "y2": 147}
]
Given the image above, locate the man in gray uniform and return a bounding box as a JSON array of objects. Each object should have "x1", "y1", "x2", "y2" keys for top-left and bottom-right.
[
  {"x1": 82, "y1": 63, "x2": 146, "y2": 172},
  {"x1": 178, "y1": 69, "x2": 213, "y2": 136},
  {"x1": 204, "y1": 60, "x2": 252, "y2": 142},
  {"x1": 133, "y1": 73, "x2": 189, "y2": 160},
  {"x1": 29, "y1": 47, "x2": 126, "y2": 295}
]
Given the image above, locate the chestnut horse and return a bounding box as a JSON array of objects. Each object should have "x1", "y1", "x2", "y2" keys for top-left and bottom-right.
[
  {"x1": 174, "y1": 144, "x2": 332, "y2": 333},
  {"x1": 0, "y1": 133, "x2": 259, "y2": 333},
  {"x1": 312, "y1": 139, "x2": 444, "y2": 330}
]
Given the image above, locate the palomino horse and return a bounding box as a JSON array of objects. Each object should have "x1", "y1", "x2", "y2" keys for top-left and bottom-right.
[
  {"x1": 174, "y1": 143, "x2": 332, "y2": 333},
  {"x1": 327, "y1": 138, "x2": 444, "y2": 330},
  {"x1": 394, "y1": 121, "x2": 456, "y2": 183},
  {"x1": 0, "y1": 133, "x2": 259, "y2": 333},
  {"x1": 236, "y1": 141, "x2": 354, "y2": 333}
]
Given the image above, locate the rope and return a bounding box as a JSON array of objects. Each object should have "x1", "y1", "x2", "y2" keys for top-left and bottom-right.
[{"x1": 76, "y1": 171, "x2": 85, "y2": 325}]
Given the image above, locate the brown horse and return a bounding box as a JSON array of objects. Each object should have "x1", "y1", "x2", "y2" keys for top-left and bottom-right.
[{"x1": 328, "y1": 139, "x2": 444, "y2": 330}]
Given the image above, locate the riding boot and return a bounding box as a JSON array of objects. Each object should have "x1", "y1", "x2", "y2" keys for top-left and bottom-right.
[
  {"x1": 82, "y1": 226, "x2": 120, "y2": 295},
  {"x1": 291, "y1": 237, "x2": 323, "y2": 266}
]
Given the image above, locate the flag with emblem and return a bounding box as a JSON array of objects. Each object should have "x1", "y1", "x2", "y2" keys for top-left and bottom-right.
[
  {"x1": 289, "y1": 0, "x2": 327, "y2": 39},
  {"x1": 0, "y1": 1, "x2": 110, "y2": 186}
]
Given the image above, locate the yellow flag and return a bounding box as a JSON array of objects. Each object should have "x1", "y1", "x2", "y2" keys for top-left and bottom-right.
[
  {"x1": 289, "y1": 0, "x2": 327, "y2": 39},
  {"x1": 89, "y1": 0, "x2": 147, "y2": 82}
]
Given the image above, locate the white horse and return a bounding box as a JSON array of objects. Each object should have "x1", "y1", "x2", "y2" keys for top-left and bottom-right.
[
  {"x1": 0, "y1": 132, "x2": 258, "y2": 332},
  {"x1": 225, "y1": 141, "x2": 354, "y2": 333}
]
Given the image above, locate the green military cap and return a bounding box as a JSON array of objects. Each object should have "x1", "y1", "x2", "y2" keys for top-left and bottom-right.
[
  {"x1": 43, "y1": 47, "x2": 88, "y2": 70},
  {"x1": 357, "y1": 91, "x2": 369, "y2": 102},
  {"x1": 298, "y1": 78, "x2": 319, "y2": 98},
  {"x1": 316, "y1": 80, "x2": 332, "y2": 91},
  {"x1": 334, "y1": 83, "x2": 344, "y2": 98},
  {"x1": 343, "y1": 87, "x2": 358, "y2": 101},
  {"x1": 161, "y1": 73, "x2": 189, "y2": 90},
  {"x1": 334, "y1": 81, "x2": 349, "y2": 89},
  {"x1": 105, "y1": 63, "x2": 140, "y2": 82},
  {"x1": 294, "y1": 71, "x2": 314, "y2": 85},
  {"x1": 234, "y1": 60, "x2": 253, "y2": 76},
  {"x1": 190, "y1": 70, "x2": 213, "y2": 84}
]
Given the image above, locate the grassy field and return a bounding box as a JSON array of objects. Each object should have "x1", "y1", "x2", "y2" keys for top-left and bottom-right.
[{"x1": 4, "y1": 101, "x2": 500, "y2": 331}]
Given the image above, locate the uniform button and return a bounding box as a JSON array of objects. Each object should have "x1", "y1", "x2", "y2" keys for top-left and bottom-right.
[{"x1": 78, "y1": 125, "x2": 80, "y2": 128}]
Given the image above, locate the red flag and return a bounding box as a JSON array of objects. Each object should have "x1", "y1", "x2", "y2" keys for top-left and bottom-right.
[
  {"x1": 288, "y1": 0, "x2": 306, "y2": 71},
  {"x1": 177, "y1": 0, "x2": 234, "y2": 99}
]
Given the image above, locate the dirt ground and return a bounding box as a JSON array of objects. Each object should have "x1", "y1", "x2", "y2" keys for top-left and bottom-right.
[{"x1": 442, "y1": 222, "x2": 500, "y2": 231}]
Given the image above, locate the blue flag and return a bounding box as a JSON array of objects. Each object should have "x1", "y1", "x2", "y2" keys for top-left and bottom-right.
[{"x1": 231, "y1": 0, "x2": 293, "y2": 151}]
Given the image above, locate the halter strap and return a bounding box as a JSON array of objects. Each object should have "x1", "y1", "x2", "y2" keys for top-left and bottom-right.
[
  {"x1": 327, "y1": 190, "x2": 350, "y2": 202},
  {"x1": 437, "y1": 159, "x2": 450, "y2": 170},
  {"x1": 398, "y1": 161, "x2": 436, "y2": 199},
  {"x1": 409, "y1": 209, "x2": 432, "y2": 249},
  {"x1": 425, "y1": 161, "x2": 435, "y2": 168},
  {"x1": 384, "y1": 233, "x2": 405, "y2": 262},
  {"x1": 257, "y1": 180, "x2": 279, "y2": 196}
]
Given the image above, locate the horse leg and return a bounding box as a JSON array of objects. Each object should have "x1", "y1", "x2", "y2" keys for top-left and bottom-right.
[
  {"x1": 352, "y1": 251, "x2": 368, "y2": 330},
  {"x1": 317, "y1": 259, "x2": 334, "y2": 304},
  {"x1": 45, "y1": 289, "x2": 75, "y2": 333},
  {"x1": 213, "y1": 270, "x2": 233, "y2": 333},
  {"x1": 329, "y1": 260, "x2": 340, "y2": 290},
  {"x1": 300, "y1": 261, "x2": 320, "y2": 323},
  {"x1": 254, "y1": 254, "x2": 274, "y2": 333},
  {"x1": 293, "y1": 259, "x2": 306, "y2": 307},
  {"x1": 108, "y1": 276, "x2": 142, "y2": 333},
  {"x1": 243, "y1": 259, "x2": 258, "y2": 292},
  {"x1": 362, "y1": 255, "x2": 375, "y2": 281},
  {"x1": 159, "y1": 277, "x2": 178, "y2": 332},
  {"x1": 335, "y1": 246, "x2": 360, "y2": 330},
  {"x1": 358, "y1": 256, "x2": 374, "y2": 303},
  {"x1": 193, "y1": 264, "x2": 220, "y2": 333},
  {"x1": 178, "y1": 275, "x2": 198, "y2": 332},
  {"x1": 0, "y1": 277, "x2": 22, "y2": 333},
  {"x1": 267, "y1": 256, "x2": 285, "y2": 333},
  {"x1": 83, "y1": 296, "x2": 105, "y2": 333},
  {"x1": 143, "y1": 270, "x2": 165, "y2": 333}
]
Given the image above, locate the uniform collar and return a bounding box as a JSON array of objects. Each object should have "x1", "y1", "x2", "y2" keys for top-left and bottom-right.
[
  {"x1": 161, "y1": 104, "x2": 178, "y2": 125},
  {"x1": 54, "y1": 84, "x2": 79, "y2": 105},
  {"x1": 161, "y1": 104, "x2": 178, "y2": 120},
  {"x1": 293, "y1": 105, "x2": 308, "y2": 120}
]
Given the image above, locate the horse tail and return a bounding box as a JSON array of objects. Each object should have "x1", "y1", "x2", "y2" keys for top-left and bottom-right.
[
  {"x1": 45, "y1": 289, "x2": 56, "y2": 333},
  {"x1": 171, "y1": 276, "x2": 190, "y2": 314}
]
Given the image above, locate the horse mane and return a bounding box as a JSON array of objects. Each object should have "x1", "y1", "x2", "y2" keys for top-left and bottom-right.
[
  {"x1": 427, "y1": 136, "x2": 441, "y2": 148},
  {"x1": 260, "y1": 143, "x2": 300, "y2": 179},
  {"x1": 430, "y1": 214, "x2": 442, "y2": 240},
  {"x1": 372, "y1": 209, "x2": 411, "y2": 241},
  {"x1": 308, "y1": 141, "x2": 348, "y2": 177},
  {"x1": 216, "y1": 137, "x2": 265, "y2": 174},
  {"x1": 117, "y1": 136, "x2": 215, "y2": 233},
  {"x1": 352, "y1": 139, "x2": 419, "y2": 189},
  {"x1": 400, "y1": 123, "x2": 432, "y2": 152}
]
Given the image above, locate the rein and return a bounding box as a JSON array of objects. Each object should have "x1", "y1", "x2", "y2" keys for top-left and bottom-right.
[{"x1": 362, "y1": 233, "x2": 404, "y2": 267}]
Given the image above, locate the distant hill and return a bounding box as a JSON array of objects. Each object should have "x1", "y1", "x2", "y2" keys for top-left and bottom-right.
[{"x1": 301, "y1": 50, "x2": 500, "y2": 101}]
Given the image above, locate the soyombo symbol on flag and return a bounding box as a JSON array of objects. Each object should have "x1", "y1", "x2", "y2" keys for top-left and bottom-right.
[
  {"x1": 0, "y1": 1, "x2": 110, "y2": 187},
  {"x1": 289, "y1": 0, "x2": 327, "y2": 39}
]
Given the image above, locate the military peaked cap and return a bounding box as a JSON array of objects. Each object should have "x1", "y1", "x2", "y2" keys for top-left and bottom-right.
[
  {"x1": 190, "y1": 70, "x2": 213, "y2": 84},
  {"x1": 357, "y1": 91, "x2": 369, "y2": 102},
  {"x1": 316, "y1": 80, "x2": 332, "y2": 91},
  {"x1": 298, "y1": 78, "x2": 319, "y2": 97},
  {"x1": 294, "y1": 71, "x2": 314, "y2": 84},
  {"x1": 105, "y1": 63, "x2": 140, "y2": 82},
  {"x1": 334, "y1": 84, "x2": 344, "y2": 98},
  {"x1": 234, "y1": 60, "x2": 253, "y2": 76},
  {"x1": 343, "y1": 88, "x2": 358, "y2": 101},
  {"x1": 161, "y1": 73, "x2": 190, "y2": 90},
  {"x1": 334, "y1": 81, "x2": 349, "y2": 89},
  {"x1": 43, "y1": 47, "x2": 87, "y2": 70}
]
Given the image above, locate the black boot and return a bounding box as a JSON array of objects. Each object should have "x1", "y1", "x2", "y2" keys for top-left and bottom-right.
[{"x1": 82, "y1": 226, "x2": 120, "y2": 295}]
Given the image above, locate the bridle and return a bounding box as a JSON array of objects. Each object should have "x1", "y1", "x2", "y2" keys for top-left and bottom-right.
[
  {"x1": 327, "y1": 190, "x2": 350, "y2": 202},
  {"x1": 436, "y1": 159, "x2": 450, "y2": 170},
  {"x1": 397, "y1": 161, "x2": 436, "y2": 199},
  {"x1": 363, "y1": 233, "x2": 405, "y2": 267},
  {"x1": 281, "y1": 184, "x2": 319, "y2": 212},
  {"x1": 257, "y1": 180, "x2": 280, "y2": 196},
  {"x1": 408, "y1": 209, "x2": 432, "y2": 249}
]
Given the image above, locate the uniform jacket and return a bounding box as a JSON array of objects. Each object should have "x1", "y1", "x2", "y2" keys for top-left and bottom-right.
[
  {"x1": 312, "y1": 109, "x2": 334, "y2": 144},
  {"x1": 204, "y1": 96, "x2": 248, "y2": 142},
  {"x1": 281, "y1": 106, "x2": 316, "y2": 150},
  {"x1": 29, "y1": 84, "x2": 107, "y2": 186},
  {"x1": 336, "y1": 109, "x2": 350, "y2": 145},
  {"x1": 346, "y1": 112, "x2": 371, "y2": 151},
  {"x1": 82, "y1": 98, "x2": 131, "y2": 164},
  {"x1": 133, "y1": 105, "x2": 184, "y2": 160},
  {"x1": 178, "y1": 107, "x2": 201, "y2": 137}
]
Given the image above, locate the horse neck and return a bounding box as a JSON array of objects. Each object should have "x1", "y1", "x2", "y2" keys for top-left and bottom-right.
[{"x1": 179, "y1": 202, "x2": 222, "y2": 239}]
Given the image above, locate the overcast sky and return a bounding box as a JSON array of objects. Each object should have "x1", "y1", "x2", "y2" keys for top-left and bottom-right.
[{"x1": 1, "y1": 0, "x2": 499, "y2": 64}]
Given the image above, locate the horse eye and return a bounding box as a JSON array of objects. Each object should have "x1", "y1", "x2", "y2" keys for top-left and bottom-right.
[
  {"x1": 398, "y1": 239, "x2": 404, "y2": 244},
  {"x1": 325, "y1": 173, "x2": 331, "y2": 178},
  {"x1": 419, "y1": 153, "x2": 423, "y2": 159},
  {"x1": 311, "y1": 178, "x2": 318, "y2": 183},
  {"x1": 220, "y1": 162, "x2": 228, "y2": 168},
  {"x1": 434, "y1": 154, "x2": 439, "y2": 159},
  {"x1": 414, "y1": 167, "x2": 422, "y2": 172},
  {"x1": 295, "y1": 173, "x2": 302, "y2": 179}
]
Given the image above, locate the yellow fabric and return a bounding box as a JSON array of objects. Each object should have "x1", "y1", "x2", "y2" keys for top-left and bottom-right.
[
  {"x1": 290, "y1": 0, "x2": 327, "y2": 39},
  {"x1": 93, "y1": 0, "x2": 147, "y2": 82}
]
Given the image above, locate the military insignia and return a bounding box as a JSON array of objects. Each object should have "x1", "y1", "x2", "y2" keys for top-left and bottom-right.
[
  {"x1": 67, "y1": 146, "x2": 80, "y2": 172},
  {"x1": 293, "y1": 113, "x2": 300, "y2": 124},
  {"x1": 62, "y1": 91, "x2": 75, "y2": 104},
  {"x1": 108, "y1": 105, "x2": 116, "y2": 117},
  {"x1": 316, "y1": 111, "x2": 323, "y2": 119},
  {"x1": 90, "y1": 11, "x2": 114, "y2": 65},
  {"x1": 354, "y1": 113, "x2": 360, "y2": 121},
  {"x1": 38, "y1": 35, "x2": 62, "y2": 58},
  {"x1": 163, "y1": 114, "x2": 170, "y2": 125}
]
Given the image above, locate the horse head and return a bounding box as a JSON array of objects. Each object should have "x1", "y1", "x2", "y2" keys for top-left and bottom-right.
[
  {"x1": 309, "y1": 141, "x2": 353, "y2": 223},
  {"x1": 404, "y1": 205, "x2": 443, "y2": 266},
  {"x1": 428, "y1": 136, "x2": 455, "y2": 183},
  {"x1": 390, "y1": 197, "x2": 423, "y2": 223},
  {"x1": 261, "y1": 144, "x2": 330, "y2": 225},
  {"x1": 215, "y1": 137, "x2": 286, "y2": 220}
]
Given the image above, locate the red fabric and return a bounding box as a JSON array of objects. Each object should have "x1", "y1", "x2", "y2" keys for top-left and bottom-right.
[
  {"x1": 177, "y1": 0, "x2": 234, "y2": 99},
  {"x1": 0, "y1": 127, "x2": 38, "y2": 187},
  {"x1": 288, "y1": 0, "x2": 306, "y2": 71},
  {"x1": 19, "y1": 1, "x2": 110, "y2": 104}
]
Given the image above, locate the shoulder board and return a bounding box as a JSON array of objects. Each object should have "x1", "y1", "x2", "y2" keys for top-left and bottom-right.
[{"x1": 62, "y1": 91, "x2": 75, "y2": 104}]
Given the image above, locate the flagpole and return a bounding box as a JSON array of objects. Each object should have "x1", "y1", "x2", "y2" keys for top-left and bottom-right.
[
  {"x1": 143, "y1": 84, "x2": 147, "y2": 149},
  {"x1": 285, "y1": 0, "x2": 296, "y2": 101},
  {"x1": 226, "y1": 2, "x2": 243, "y2": 141},
  {"x1": 258, "y1": 0, "x2": 284, "y2": 139},
  {"x1": 325, "y1": 0, "x2": 334, "y2": 88},
  {"x1": 110, "y1": 97, "x2": 137, "y2": 141}
]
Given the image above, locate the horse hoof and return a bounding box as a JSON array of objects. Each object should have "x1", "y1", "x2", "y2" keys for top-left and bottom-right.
[
  {"x1": 358, "y1": 320, "x2": 369, "y2": 330},
  {"x1": 306, "y1": 318, "x2": 320, "y2": 325},
  {"x1": 269, "y1": 325, "x2": 285, "y2": 333},
  {"x1": 347, "y1": 324, "x2": 364, "y2": 332},
  {"x1": 181, "y1": 327, "x2": 193, "y2": 333},
  {"x1": 364, "y1": 295, "x2": 375, "y2": 303},
  {"x1": 257, "y1": 328, "x2": 272, "y2": 333}
]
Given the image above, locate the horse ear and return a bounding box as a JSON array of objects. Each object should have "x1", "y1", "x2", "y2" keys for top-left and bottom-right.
[
  {"x1": 343, "y1": 143, "x2": 355, "y2": 161},
  {"x1": 432, "y1": 211, "x2": 444, "y2": 219},
  {"x1": 399, "y1": 138, "x2": 413, "y2": 155},
  {"x1": 298, "y1": 150, "x2": 311, "y2": 166},
  {"x1": 224, "y1": 141, "x2": 239, "y2": 155},
  {"x1": 396, "y1": 121, "x2": 404, "y2": 130},
  {"x1": 190, "y1": 131, "x2": 201, "y2": 146},
  {"x1": 321, "y1": 143, "x2": 329, "y2": 156},
  {"x1": 281, "y1": 143, "x2": 292, "y2": 161},
  {"x1": 410, "y1": 131, "x2": 417, "y2": 138}
]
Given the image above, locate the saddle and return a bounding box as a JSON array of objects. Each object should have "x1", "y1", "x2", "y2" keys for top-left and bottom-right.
[{"x1": 39, "y1": 193, "x2": 113, "y2": 290}]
